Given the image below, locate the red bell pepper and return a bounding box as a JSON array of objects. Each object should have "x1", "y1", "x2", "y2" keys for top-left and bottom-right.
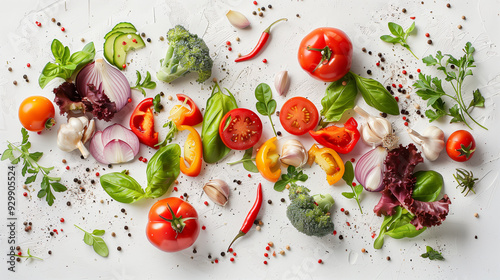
[
  {"x1": 309, "y1": 117, "x2": 360, "y2": 154},
  {"x1": 130, "y1": 98, "x2": 159, "y2": 149},
  {"x1": 169, "y1": 94, "x2": 203, "y2": 126}
]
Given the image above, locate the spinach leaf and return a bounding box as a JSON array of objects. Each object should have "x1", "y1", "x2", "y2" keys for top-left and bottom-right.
[
  {"x1": 374, "y1": 206, "x2": 426, "y2": 249},
  {"x1": 100, "y1": 172, "x2": 146, "y2": 203},
  {"x1": 255, "y1": 83, "x2": 277, "y2": 137},
  {"x1": 202, "y1": 82, "x2": 238, "y2": 163},
  {"x1": 321, "y1": 73, "x2": 357, "y2": 122},
  {"x1": 412, "y1": 170, "x2": 443, "y2": 202},
  {"x1": 351, "y1": 72, "x2": 400, "y2": 116},
  {"x1": 145, "y1": 144, "x2": 181, "y2": 198}
]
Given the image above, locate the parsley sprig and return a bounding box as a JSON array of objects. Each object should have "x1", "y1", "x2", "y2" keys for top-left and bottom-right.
[
  {"x1": 131, "y1": 71, "x2": 157, "y2": 97},
  {"x1": 380, "y1": 22, "x2": 418, "y2": 59},
  {"x1": 414, "y1": 42, "x2": 486, "y2": 130},
  {"x1": 421, "y1": 246, "x2": 444, "y2": 261},
  {"x1": 274, "y1": 165, "x2": 308, "y2": 192},
  {"x1": 341, "y1": 161, "x2": 363, "y2": 214},
  {"x1": 1, "y1": 128, "x2": 67, "y2": 206}
]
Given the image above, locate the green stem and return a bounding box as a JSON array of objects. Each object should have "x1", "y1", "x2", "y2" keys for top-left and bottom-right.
[
  {"x1": 227, "y1": 158, "x2": 255, "y2": 165},
  {"x1": 268, "y1": 115, "x2": 277, "y2": 137},
  {"x1": 406, "y1": 46, "x2": 418, "y2": 60},
  {"x1": 74, "y1": 224, "x2": 88, "y2": 234}
]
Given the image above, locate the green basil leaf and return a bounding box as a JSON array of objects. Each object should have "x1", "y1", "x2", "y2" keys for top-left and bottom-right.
[
  {"x1": 342, "y1": 161, "x2": 354, "y2": 185},
  {"x1": 405, "y1": 21, "x2": 415, "y2": 35},
  {"x1": 388, "y1": 22, "x2": 404, "y2": 37},
  {"x1": 352, "y1": 72, "x2": 399, "y2": 115},
  {"x1": 50, "y1": 182, "x2": 67, "y2": 192},
  {"x1": 321, "y1": 73, "x2": 357, "y2": 122},
  {"x1": 243, "y1": 160, "x2": 259, "y2": 173},
  {"x1": 266, "y1": 99, "x2": 277, "y2": 115},
  {"x1": 354, "y1": 184, "x2": 363, "y2": 195},
  {"x1": 100, "y1": 172, "x2": 146, "y2": 203},
  {"x1": 61, "y1": 46, "x2": 71, "y2": 64},
  {"x1": 145, "y1": 144, "x2": 181, "y2": 198},
  {"x1": 412, "y1": 171, "x2": 443, "y2": 202},
  {"x1": 51, "y1": 39, "x2": 65, "y2": 62},
  {"x1": 41, "y1": 62, "x2": 62, "y2": 77},
  {"x1": 256, "y1": 102, "x2": 268, "y2": 115},
  {"x1": 342, "y1": 192, "x2": 355, "y2": 199},
  {"x1": 380, "y1": 35, "x2": 400, "y2": 44},
  {"x1": 92, "y1": 237, "x2": 109, "y2": 257},
  {"x1": 255, "y1": 83, "x2": 272, "y2": 104},
  {"x1": 83, "y1": 232, "x2": 94, "y2": 246},
  {"x1": 144, "y1": 71, "x2": 152, "y2": 83},
  {"x1": 297, "y1": 174, "x2": 308, "y2": 182},
  {"x1": 274, "y1": 180, "x2": 289, "y2": 192},
  {"x1": 201, "y1": 84, "x2": 238, "y2": 163},
  {"x1": 69, "y1": 42, "x2": 95, "y2": 65},
  {"x1": 92, "y1": 229, "x2": 105, "y2": 236}
]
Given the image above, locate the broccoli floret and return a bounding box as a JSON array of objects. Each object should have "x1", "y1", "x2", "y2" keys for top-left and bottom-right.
[
  {"x1": 286, "y1": 184, "x2": 335, "y2": 237},
  {"x1": 156, "y1": 25, "x2": 213, "y2": 83}
]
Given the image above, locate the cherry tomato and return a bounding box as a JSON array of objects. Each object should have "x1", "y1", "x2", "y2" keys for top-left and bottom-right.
[
  {"x1": 219, "y1": 108, "x2": 263, "y2": 150},
  {"x1": 18, "y1": 96, "x2": 55, "y2": 132},
  {"x1": 446, "y1": 130, "x2": 476, "y2": 162},
  {"x1": 146, "y1": 197, "x2": 200, "y2": 252},
  {"x1": 298, "y1": 27, "x2": 353, "y2": 82},
  {"x1": 279, "y1": 97, "x2": 319, "y2": 135}
]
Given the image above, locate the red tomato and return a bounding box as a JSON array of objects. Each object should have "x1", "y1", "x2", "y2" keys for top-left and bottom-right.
[
  {"x1": 446, "y1": 130, "x2": 476, "y2": 162},
  {"x1": 18, "y1": 96, "x2": 56, "y2": 132},
  {"x1": 298, "y1": 27, "x2": 353, "y2": 82},
  {"x1": 146, "y1": 197, "x2": 200, "y2": 252},
  {"x1": 219, "y1": 108, "x2": 263, "y2": 150},
  {"x1": 279, "y1": 97, "x2": 319, "y2": 135}
]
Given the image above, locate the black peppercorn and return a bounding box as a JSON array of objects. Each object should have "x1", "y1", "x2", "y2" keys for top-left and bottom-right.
[
  {"x1": 124, "y1": 226, "x2": 129, "y2": 230},
  {"x1": 380, "y1": 57, "x2": 385, "y2": 62},
  {"x1": 277, "y1": 131, "x2": 282, "y2": 136},
  {"x1": 221, "y1": 252, "x2": 226, "y2": 257},
  {"x1": 267, "y1": 199, "x2": 272, "y2": 204},
  {"x1": 183, "y1": 192, "x2": 188, "y2": 197},
  {"x1": 362, "y1": 47, "x2": 366, "y2": 52},
  {"x1": 237, "y1": 180, "x2": 242, "y2": 185},
  {"x1": 339, "y1": 235, "x2": 344, "y2": 240},
  {"x1": 73, "y1": 178, "x2": 78, "y2": 182},
  {"x1": 261, "y1": 7, "x2": 265, "y2": 11},
  {"x1": 409, "y1": 74, "x2": 413, "y2": 79},
  {"x1": 193, "y1": 248, "x2": 197, "y2": 253},
  {"x1": 121, "y1": 208, "x2": 126, "y2": 213},
  {"x1": 208, "y1": 254, "x2": 212, "y2": 259},
  {"x1": 117, "y1": 246, "x2": 122, "y2": 251},
  {"x1": 17, "y1": 258, "x2": 21, "y2": 262},
  {"x1": 268, "y1": 4, "x2": 272, "y2": 8},
  {"x1": 91, "y1": 179, "x2": 95, "y2": 184},
  {"x1": 23, "y1": 74, "x2": 27, "y2": 79},
  {"x1": 50, "y1": 232, "x2": 54, "y2": 236},
  {"x1": 128, "y1": 233, "x2": 131, "y2": 237},
  {"x1": 108, "y1": 164, "x2": 112, "y2": 168},
  {"x1": 281, "y1": 198, "x2": 285, "y2": 203},
  {"x1": 48, "y1": 250, "x2": 52, "y2": 255},
  {"x1": 402, "y1": 8, "x2": 407, "y2": 13},
  {"x1": 367, "y1": 70, "x2": 372, "y2": 75},
  {"x1": 427, "y1": 39, "x2": 433, "y2": 45},
  {"x1": 66, "y1": 201, "x2": 71, "y2": 206},
  {"x1": 141, "y1": 32, "x2": 145, "y2": 37},
  {"x1": 16, "y1": 246, "x2": 21, "y2": 251},
  {"x1": 57, "y1": 22, "x2": 61, "y2": 26}
]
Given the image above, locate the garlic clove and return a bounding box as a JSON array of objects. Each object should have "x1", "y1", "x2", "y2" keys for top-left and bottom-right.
[
  {"x1": 407, "y1": 126, "x2": 444, "y2": 161},
  {"x1": 360, "y1": 124, "x2": 382, "y2": 148},
  {"x1": 367, "y1": 117, "x2": 391, "y2": 139},
  {"x1": 82, "y1": 118, "x2": 95, "y2": 144},
  {"x1": 280, "y1": 139, "x2": 308, "y2": 167},
  {"x1": 226, "y1": 10, "x2": 250, "y2": 29},
  {"x1": 274, "y1": 70, "x2": 290, "y2": 97},
  {"x1": 203, "y1": 179, "x2": 230, "y2": 206}
]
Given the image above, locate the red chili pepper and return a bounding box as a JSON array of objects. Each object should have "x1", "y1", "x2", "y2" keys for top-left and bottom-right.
[
  {"x1": 309, "y1": 117, "x2": 360, "y2": 154},
  {"x1": 234, "y1": 18, "x2": 287, "y2": 62},
  {"x1": 227, "y1": 183, "x2": 263, "y2": 251},
  {"x1": 130, "y1": 98, "x2": 159, "y2": 149}
]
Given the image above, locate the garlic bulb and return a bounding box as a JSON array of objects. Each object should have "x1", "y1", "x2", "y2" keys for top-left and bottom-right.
[
  {"x1": 57, "y1": 116, "x2": 95, "y2": 158},
  {"x1": 354, "y1": 106, "x2": 399, "y2": 150},
  {"x1": 407, "y1": 126, "x2": 445, "y2": 161},
  {"x1": 203, "y1": 179, "x2": 230, "y2": 206},
  {"x1": 274, "y1": 70, "x2": 290, "y2": 96},
  {"x1": 280, "y1": 139, "x2": 308, "y2": 167},
  {"x1": 226, "y1": 10, "x2": 250, "y2": 29}
]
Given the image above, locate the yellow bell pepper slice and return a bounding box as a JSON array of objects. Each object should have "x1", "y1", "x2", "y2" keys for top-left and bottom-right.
[
  {"x1": 256, "y1": 137, "x2": 281, "y2": 182},
  {"x1": 308, "y1": 144, "x2": 345, "y2": 185},
  {"x1": 178, "y1": 125, "x2": 203, "y2": 177}
]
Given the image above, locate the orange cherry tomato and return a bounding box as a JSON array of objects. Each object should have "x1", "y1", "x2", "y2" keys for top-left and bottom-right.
[{"x1": 18, "y1": 96, "x2": 55, "y2": 132}]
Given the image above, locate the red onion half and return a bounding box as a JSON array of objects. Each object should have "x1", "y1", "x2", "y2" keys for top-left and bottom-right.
[
  {"x1": 76, "y1": 58, "x2": 131, "y2": 112},
  {"x1": 89, "y1": 124, "x2": 140, "y2": 164},
  {"x1": 354, "y1": 146, "x2": 388, "y2": 192}
]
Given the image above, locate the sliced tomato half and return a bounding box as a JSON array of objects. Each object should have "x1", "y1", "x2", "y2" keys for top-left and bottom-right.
[
  {"x1": 219, "y1": 108, "x2": 263, "y2": 150},
  {"x1": 279, "y1": 97, "x2": 319, "y2": 135}
]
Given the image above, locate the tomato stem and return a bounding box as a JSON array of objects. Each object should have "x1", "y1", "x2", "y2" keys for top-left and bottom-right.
[
  {"x1": 307, "y1": 46, "x2": 332, "y2": 73},
  {"x1": 159, "y1": 203, "x2": 197, "y2": 234},
  {"x1": 45, "y1": 118, "x2": 56, "y2": 130}
]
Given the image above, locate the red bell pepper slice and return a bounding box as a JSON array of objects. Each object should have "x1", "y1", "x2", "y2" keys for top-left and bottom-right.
[
  {"x1": 170, "y1": 94, "x2": 203, "y2": 126},
  {"x1": 130, "y1": 98, "x2": 159, "y2": 149},
  {"x1": 309, "y1": 117, "x2": 360, "y2": 154}
]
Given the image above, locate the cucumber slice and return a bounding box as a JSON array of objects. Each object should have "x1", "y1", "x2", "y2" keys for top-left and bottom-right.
[
  {"x1": 104, "y1": 27, "x2": 136, "y2": 40},
  {"x1": 113, "y1": 33, "x2": 145, "y2": 70},
  {"x1": 103, "y1": 32, "x2": 122, "y2": 64},
  {"x1": 112, "y1": 22, "x2": 137, "y2": 31}
]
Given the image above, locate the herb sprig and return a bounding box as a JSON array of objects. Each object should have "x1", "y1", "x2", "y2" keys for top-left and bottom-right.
[
  {"x1": 227, "y1": 148, "x2": 258, "y2": 173},
  {"x1": 421, "y1": 245, "x2": 444, "y2": 261},
  {"x1": 39, "y1": 39, "x2": 95, "y2": 89},
  {"x1": 274, "y1": 165, "x2": 308, "y2": 192},
  {"x1": 74, "y1": 224, "x2": 109, "y2": 257},
  {"x1": 255, "y1": 83, "x2": 278, "y2": 137},
  {"x1": 454, "y1": 168, "x2": 478, "y2": 196},
  {"x1": 414, "y1": 42, "x2": 486, "y2": 130},
  {"x1": 380, "y1": 22, "x2": 418, "y2": 59},
  {"x1": 19, "y1": 248, "x2": 43, "y2": 261},
  {"x1": 156, "y1": 120, "x2": 178, "y2": 148},
  {"x1": 131, "y1": 71, "x2": 157, "y2": 97},
  {"x1": 1, "y1": 128, "x2": 67, "y2": 206},
  {"x1": 153, "y1": 93, "x2": 163, "y2": 113},
  {"x1": 341, "y1": 161, "x2": 363, "y2": 213}
]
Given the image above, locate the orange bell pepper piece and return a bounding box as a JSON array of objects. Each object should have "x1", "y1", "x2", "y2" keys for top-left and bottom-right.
[
  {"x1": 256, "y1": 137, "x2": 281, "y2": 182},
  {"x1": 308, "y1": 144, "x2": 345, "y2": 185},
  {"x1": 178, "y1": 125, "x2": 203, "y2": 177}
]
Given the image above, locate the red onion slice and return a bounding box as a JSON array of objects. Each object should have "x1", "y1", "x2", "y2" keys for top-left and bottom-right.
[
  {"x1": 103, "y1": 139, "x2": 135, "y2": 164},
  {"x1": 89, "y1": 131, "x2": 109, "y2": 164},
  {"x1": 102, "y1": 124, "x2": 140, "y2": 156},
  {"x1": 355, "y1": 146, "x2": 388, "y2": 192}
]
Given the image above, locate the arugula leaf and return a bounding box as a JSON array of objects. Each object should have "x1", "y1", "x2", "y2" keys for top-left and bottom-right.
[
  {"x1": 414, "y1": 42, "x2": 487, "y2": 130},
  {"x1": 421, "y1": 246, "x2": 444, "y2": 260},
  {"x1": 255, "y1": 83, "x2": 277, "y2": 137},
  {"x1": 273, "y1": 166, "x2": 308, "y2": 192},
  {"x1": 341, "y1": 161, "x2": 363, "y2": 213},
  {"x1": 380, "y1": 21, "x2": 418, "y2": 59},
  {"x1": 153, "y1": 93, "x2": 162, "y2": 113},
  {"x1": 1, "y1": 128, "x2": 66, "y2": 206},
  {"x1": 131, "y1": 71, "x2": 157, "y2": 97},
  {"x1": 39, "y1": 40, "x2": 95, "y2": 89},
  {"x1": 227, "y1": 148, "x2": 258, "y2": 173},
  {"x1": 74, "y1": 225, "x2": 109, "y2": 257}
]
